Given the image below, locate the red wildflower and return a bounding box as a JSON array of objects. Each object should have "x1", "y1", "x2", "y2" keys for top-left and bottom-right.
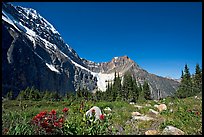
[
  {"x1": 54, "y1": 122, "x2": 59, "y2": 127},
  {"x1": 58, "y1": 118, "x2": 64, "y2": 123},
  {"x1": 99, "y1": 114, "x2": 105, "y2": 120},
  {"x1": 33, "y1": 116, "x2": 37, "y2": 121},
  {"x1": 51, "y1": 110, "x2": 56, "y2": 115},
  {"x1": 92, "y1": 109, "x2": 95, "y2": 113},
  {"x1": 45, "y1": 128, "x2": 53, "y2": 133},
  {"x1": 36, "y1": 113, "x2": 42, "y2": 119},
  {"x1": 41, "y1": 121, "x2": 48, "y2": 128},
  {"x1": 39, "y1": 111, "x2": 47, "y2": 118},
  {"x1": 62, "y1": 107, "x2": 69, "y2": 113}
]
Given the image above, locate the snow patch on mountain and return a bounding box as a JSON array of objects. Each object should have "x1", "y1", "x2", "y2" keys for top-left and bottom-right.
[
  {"x1": 2, "y1": 9, "x2": 21, "y2": 32},
  {"x1": 92, "y1": 72, "x2": 115, "y2": 91},
  {"x1": 46, "y1": 63, "x2": 60, "y2": 74}
]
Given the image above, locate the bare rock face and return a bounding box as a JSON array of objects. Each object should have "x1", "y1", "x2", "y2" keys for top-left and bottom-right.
[{"x1": 162, "y1": 126, "x2": 185, "y2": 135}]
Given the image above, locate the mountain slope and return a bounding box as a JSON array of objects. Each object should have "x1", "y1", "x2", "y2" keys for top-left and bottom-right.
[{"x1": 2, "y1": 3, "x2": 180, "y2": 99}]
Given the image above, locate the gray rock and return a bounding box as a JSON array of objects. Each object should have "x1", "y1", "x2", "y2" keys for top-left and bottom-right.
[
  {"x1": 132, "y1": 112, "x2": 142, "y2": 116},
  {"x1": 162, "y1": 126, "x2": 185, "y2": 135},
  {"x1": 149, "y1": 109, "x2": 159, "y2": 115},
  {"x1": 134, "y1": 105, "x2": 143, "y2": 109},
  {"x1": 132, "y1": 115, "x2": 154, "y2": 121},
  {"x1": 86, "y1": 106, "x2": 102, "y2": 120}
]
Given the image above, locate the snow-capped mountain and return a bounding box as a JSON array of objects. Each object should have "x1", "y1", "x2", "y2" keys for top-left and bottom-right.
[{"x1": 2, "y1": 3, "x2": 179, "y2": 99}]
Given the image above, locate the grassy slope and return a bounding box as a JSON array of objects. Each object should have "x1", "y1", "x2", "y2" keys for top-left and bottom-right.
[{"x1": 2, "y1": 94, "x2": 202, "y2": 135}]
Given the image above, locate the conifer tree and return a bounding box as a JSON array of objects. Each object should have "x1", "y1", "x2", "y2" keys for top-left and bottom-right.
[
  {"x1": 176, "y1": 64, "x2": 193, "y2": 98},
  {"x1": 143, "y1": 81, "x2": 151, "y2": 100},
  {"x1": 132, "y1": 77, "x2": 139, "y2": 102},
  {"x1": 192, "y1": 64, "x2": 202, "y2": 94}
]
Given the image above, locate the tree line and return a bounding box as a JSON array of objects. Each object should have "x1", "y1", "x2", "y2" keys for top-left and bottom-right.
[
  {"x1": 94, "y1": 72, "x2": 151, "y2": 103},
  {"x1": 4, "y1": 72, "x2": 151, "y2": 103},
  {"x1": 175, "y1": 64, "x2": 202, "y2": 98}
]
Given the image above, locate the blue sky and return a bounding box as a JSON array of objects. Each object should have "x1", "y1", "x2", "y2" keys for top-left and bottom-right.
[{"x1": 11, "y1": 2, "x2": 202, "y2": 79}]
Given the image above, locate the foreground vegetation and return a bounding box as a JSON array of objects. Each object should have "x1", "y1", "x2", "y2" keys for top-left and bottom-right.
[
  {"x1": 2, "y1": 93, "x2": 202, "y2": 135},
  {"x1": 2, "y1": 64, "x2": 202, "y2": 135}
]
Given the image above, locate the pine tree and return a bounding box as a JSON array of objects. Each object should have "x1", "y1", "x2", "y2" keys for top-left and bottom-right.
[
  {"x1": 132, "y1": 77, "x2": 139, "y2": 102},
  {"x1": 176, "y1": 64, "x2": 193, "y2": 98},
  {"x1": 143, "y1": 81, "x2": 151, "y2": 100},
  {"x1": 122, "y1": 72, "x2": 135, "y2": 102},
  {"x1": 137, "y1": 83, "x2": 145, "y2": 102},
  {"x1": 192, "y1": 64, "x2": 202, "y2": 94}
]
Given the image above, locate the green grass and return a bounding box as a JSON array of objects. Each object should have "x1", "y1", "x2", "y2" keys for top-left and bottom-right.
[{"x1": 2, "y1": 94, "x2": 202, "y2": 135}]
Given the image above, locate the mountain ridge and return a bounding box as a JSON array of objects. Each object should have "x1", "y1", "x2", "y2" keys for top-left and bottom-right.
[{"x1": 2, "y1": 3, "x2": 180, "y2": 99}]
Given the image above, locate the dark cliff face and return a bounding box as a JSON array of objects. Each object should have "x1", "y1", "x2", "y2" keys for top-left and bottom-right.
[
  {"x1": 2, "y1": 22, "x2": 75, "y2": 97},
  {"x1": 2, "y1": 3, "x2": 180, "y2": 99},
  {"x1": 2, "y1": 3, "x2": 97, "y2": 97}
]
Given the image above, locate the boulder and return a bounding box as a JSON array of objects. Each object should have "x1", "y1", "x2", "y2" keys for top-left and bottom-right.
[
  {"x1": 145, "y1": 130, "x2": 158, "y2": 135},
  {"x1": 132, "y1": 112, "x2": 142, "y2": 116},
  {"x1": 154, "y1": 104, "x2": 159, "y2": 108},
  {"x1": 86, "y1": 106, "x2": 102, "y2": 120},
  {"x1": 162, "y1": 126, "x2": 185, "y2": 135},
  {"x1": 132, "y1": 115, "x2": 154, "y2": 121},
  {"x1": 157, "y1": 104, "x2": 167, "y2": 112},
  {"x1": 154, "y1": 104, "x2": 167, "y2": 112},
  {"x1": 134, "y1": 105, "x2": 143, "y2": 109},
  {"x1": 149, "y1": 109, "x2": 159, "y2": 115}
]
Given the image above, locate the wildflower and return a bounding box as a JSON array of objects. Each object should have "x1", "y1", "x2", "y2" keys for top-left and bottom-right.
[
  {"x1": 41, "y1": 121, "x2": 48, "y2": 128},
  {"x1": 36, "y1": 113, "x2": 42, "y2": 119},
  {"x1": 54, "y1": 122, "x2": 59, "y2": 127},
  {"x1": 92, "y1": 109, "x2": 95, "y2": 113},
  {"x1": 58, "y1": 118, "x2": 64, "y2": 123},
  {"x1": 62, "y1": 107, "x2": 69, "y2": 113},
  {"x1": 45, "y1": 128, "x2": 53, "y2": 133},
  {"x1": 39, "y1": 111, "x2": 47, "y2": 118},
  {"x1": 99, "y1": 114, "x2": 105, "y2": 120},
  {"x1": 91, "y1": 109, "x2": 96, "y2": 115},
  {"x1": 51, "y1": 109, "x2": 56, "y2": 115}
]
